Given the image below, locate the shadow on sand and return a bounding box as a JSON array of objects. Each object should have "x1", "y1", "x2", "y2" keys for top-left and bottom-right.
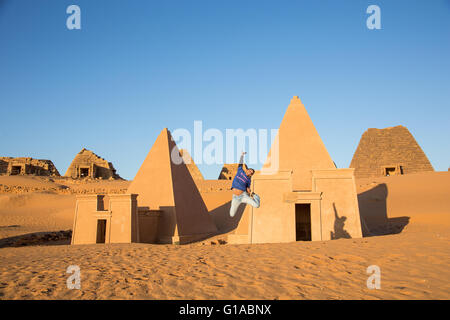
[
  {"x1": 358, "y1": 183, "x2": 409, "y2": 237},
  {"x1": 210, "y1": 200, "x2": 246, "y2": 235},
  {"x1": 0, "y1": 230, "x2": 72, "y2": 249}
]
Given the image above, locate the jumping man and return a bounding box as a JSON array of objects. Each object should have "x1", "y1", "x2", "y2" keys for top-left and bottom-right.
[{"x1": 229, "y1": 152, "x2": 260, "y2": 217}]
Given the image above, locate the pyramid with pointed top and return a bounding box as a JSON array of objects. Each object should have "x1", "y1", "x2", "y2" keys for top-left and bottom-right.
[
  {"x1": 263, "y1": 96, "x2": 335, "y2": 190},
  {"x1": 179, "y1": 149, "x2": 204, "y2": 180},
  {"x1": 127, "y1": 128, "x2": 217, "y2": 244}
]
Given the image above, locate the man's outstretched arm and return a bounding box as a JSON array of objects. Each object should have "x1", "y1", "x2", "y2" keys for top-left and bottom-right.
[{"x1": 238, "y1": 151, "x2": 247, "y2": 170}]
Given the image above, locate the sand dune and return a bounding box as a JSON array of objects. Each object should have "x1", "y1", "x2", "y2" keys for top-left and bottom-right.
[
  {"x1": 0, "y1": 193, "x2": 75, "y2": 240},
  {"x1": 0, "y1": 172, "x2": 449, "y2": 299},
  {"x1": 0, "y1": 230, "x2": 448, "y2": 300}
]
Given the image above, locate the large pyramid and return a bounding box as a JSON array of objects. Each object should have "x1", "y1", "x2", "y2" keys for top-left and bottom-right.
[
  {"x1": 229, "y1": 96, "x2": 362, "y2": 244},
  {"x1": 263, "y1": 96, "x2": 335, "y2": 190},
  {"x1": 127, "y1": 128, "x2": 217, "y2": 244},
  {"x1": 350, "y1": 125, "x2": 434, "y2": 178}
]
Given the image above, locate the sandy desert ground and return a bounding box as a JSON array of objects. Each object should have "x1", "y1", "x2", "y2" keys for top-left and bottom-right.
[{"x1": 0, "y1": 172, "x2": 449, "y2": 300}]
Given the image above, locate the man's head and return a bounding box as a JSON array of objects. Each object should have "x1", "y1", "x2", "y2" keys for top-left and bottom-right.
[{"x1": 245, "y1": 168, "x2": 255, "y2": 177}]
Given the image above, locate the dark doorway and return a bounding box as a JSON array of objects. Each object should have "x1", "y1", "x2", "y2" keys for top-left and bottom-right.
[
  {"x1": 96, "y1": 219, "x2": 107, "y2": 243},
  {"x1": 80, "y1": 168, "x2": 90, "y2": 177},
  {"x1": 295, "y1": 204, "x2": 311, "y2": 241},
  {"x1": 385, "y1": 167, "x2": 396, "y2": 176},
  {"x1": 11, "y1": 166, "x2": 21, "y2": 175}
]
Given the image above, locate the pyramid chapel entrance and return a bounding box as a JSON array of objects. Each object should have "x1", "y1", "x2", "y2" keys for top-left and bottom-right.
[
  {"x1": 10, "y1": 165, "x2": 22, "y2": 175},
  {"x1": 295, "y1": 203, "x2": 312, "y2": 241},
  {"x1": 79, "y1": 167, "x2": 90, "y2": 178},
  {"x1": 96, "y1": 219, "x2": 107, "y2": 243}
]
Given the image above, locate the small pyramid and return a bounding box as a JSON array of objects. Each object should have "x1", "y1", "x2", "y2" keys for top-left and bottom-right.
[
  {"x1": 263, "y1": 96, "x2": 335, "y2": 190},
  {"x1": 179, "y1": 149, "x2": 204, "y2": 180},
  {"x1": 127, "y1": 128, "x2": 217, "y2": 243}
]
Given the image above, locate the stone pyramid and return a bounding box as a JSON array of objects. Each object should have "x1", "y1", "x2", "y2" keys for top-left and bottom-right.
[
  {"x1": 127, "y1": 128, "x2": 217, "y2": 244},
  {"x1": 350, "y1": 125, "x2": 434, "y2": 178},
  {"x1": 179, "y1": 149, "x2": 204, "y2": 180},
  {"x1": 263, "y1": 96, "x2": 335, "y2": 191},
  {"x1": 65, "y1": 148, "x2": 121, "y2": 179}
]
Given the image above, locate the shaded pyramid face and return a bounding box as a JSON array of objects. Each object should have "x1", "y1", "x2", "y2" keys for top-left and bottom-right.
[
  {"x1": 263, "y1": 96, "x2": 335, "y2": 191},
  {"x1": 179, "y1": 149, "x2": 204, "y2": 180},
  {"x1": 127, "y1": 128, "x2": 217, "y2": 238}
]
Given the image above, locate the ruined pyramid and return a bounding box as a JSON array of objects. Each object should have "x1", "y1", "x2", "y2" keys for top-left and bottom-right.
[
  {"x1": 65, "y1": 148, "x2": 121, "y2": 179},
  {"x1": 127, "y1": 128, "x2": 217, "y2": 244},
  {"x1": 350, "y1": 125, "x2": 434, "y2": 178}
]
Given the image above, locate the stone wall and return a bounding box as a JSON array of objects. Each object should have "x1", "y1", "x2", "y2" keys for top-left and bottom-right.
[
  {"x1": 0, "y1": 157, "x2": 60, "y2": 176},
  {"x1": 350, "y1": 125, "x2": 434, "y2": 179},
  {"x1": 0, "y1": 159, "x2": 8, "y2": 174}
]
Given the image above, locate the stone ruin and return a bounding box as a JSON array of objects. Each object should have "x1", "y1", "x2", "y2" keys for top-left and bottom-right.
[
  {"x1": 65, "y1": 148, "x2": 122, "y2": 180},
  {"x1": 218, "y1": 164, "x2": 239, "y2": 180},
  {"x1": 350, "y1": 125, "x2": 434, "y2": 179},
  {"x1": 0, "y1": 157, "x2": 60, "y2": 176}
]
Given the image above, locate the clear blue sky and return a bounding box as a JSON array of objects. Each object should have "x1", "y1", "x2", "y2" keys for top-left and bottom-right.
[{"x1": 1, "y1": 0, "x2": 449, "y2": 180}]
